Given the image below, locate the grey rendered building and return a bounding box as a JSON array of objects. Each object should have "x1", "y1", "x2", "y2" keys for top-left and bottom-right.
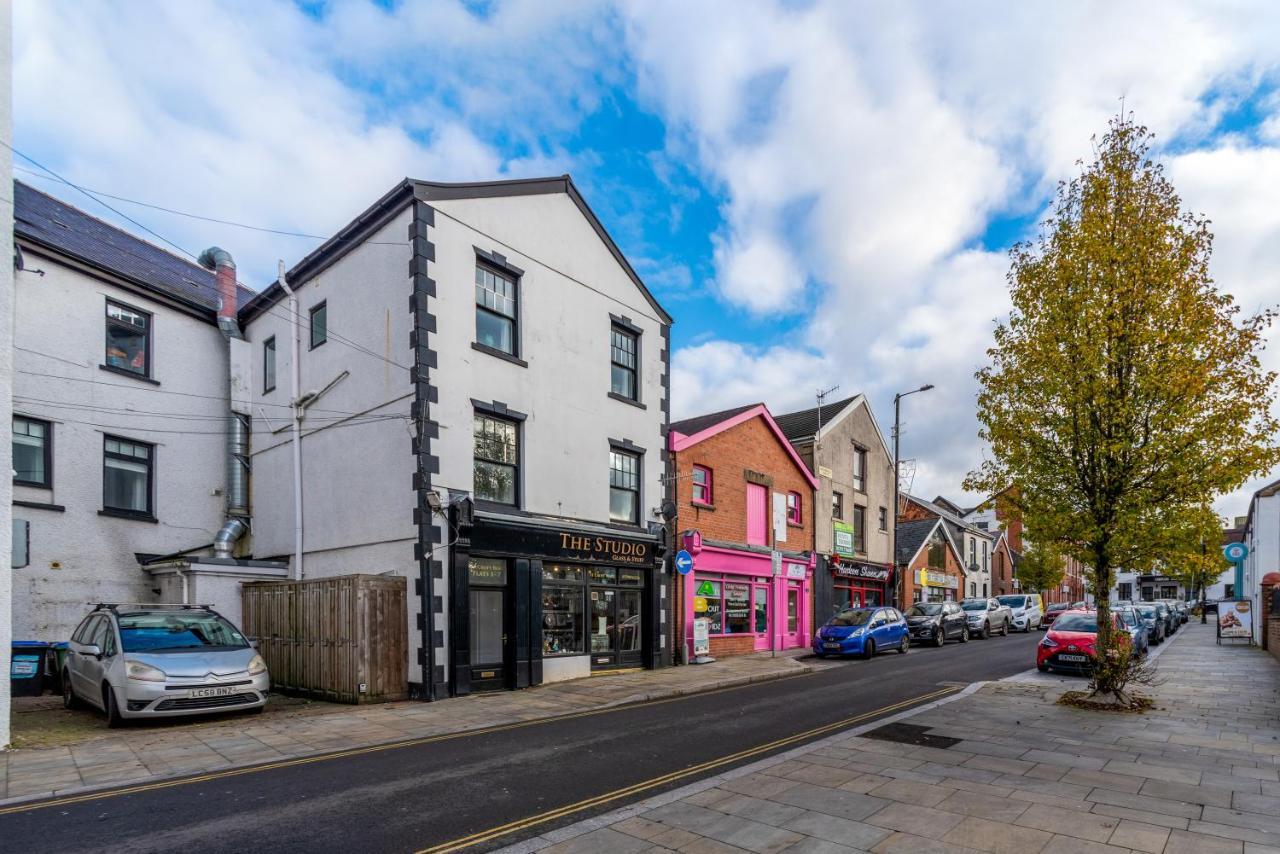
[{"x1": 775, "y1": 395, "x2": 896, "y2": 620}]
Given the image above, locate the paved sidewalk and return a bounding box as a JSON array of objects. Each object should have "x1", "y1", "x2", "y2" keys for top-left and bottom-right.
[
  {"x1": 510, "y1": 621, "x2": 1280, "y2": 854},
  {"x1": 0, "y1": 650, "x2": 814, "y2": 805}
]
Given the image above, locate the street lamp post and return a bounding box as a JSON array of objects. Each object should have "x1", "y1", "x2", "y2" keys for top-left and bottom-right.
[{"x1": 892, "y1": 383, "x2": 934, "y2": 608}]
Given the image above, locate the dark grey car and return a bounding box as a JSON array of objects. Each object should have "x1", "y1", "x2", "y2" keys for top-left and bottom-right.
[{"x1": 906, "y1": 602, "x2": 968, "y2": 646}]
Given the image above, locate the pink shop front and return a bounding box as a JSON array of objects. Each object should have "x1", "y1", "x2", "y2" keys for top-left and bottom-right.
[{"x1": 680, "y1": 533, "x2": 815, "y2": 658}]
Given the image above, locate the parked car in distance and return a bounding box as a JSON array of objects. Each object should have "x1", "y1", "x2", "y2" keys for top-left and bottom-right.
[
  {"x1": 1037, "y1": 609, "x2": 1129, "y2": 674},
  {"x1": 1114, "y1": 606, "x2": 1150, "y2": 658},
  {"x1": 906, "y1": 601, "x2": 968, "y2": 646},
  {"x1": 1153, "y1": 602, "x2": 1177, "y2": 636},
  {"x1": 1134, "y1": 603, "x2": 1166, "y2": 644},
  {"x1": 63, "y1": 604, "x2": 269, "y2": 727},
  {"x1": 814, "y1": 607, "x2": 909, "y2": 659},
  {"x1": 997, "y1": 594, "x2": 1043, "y2": 633},
  {"x1": 960, "y1": 597, "x2": 1012, "y2": 639},
  {"x1": 1040, "y1": 601, "x2": 1070, "y2": 629}
]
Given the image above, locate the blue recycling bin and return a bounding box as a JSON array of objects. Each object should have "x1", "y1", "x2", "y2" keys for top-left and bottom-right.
[{"x1": 11, "y1": 641, "x2": 51, "y2": 697}]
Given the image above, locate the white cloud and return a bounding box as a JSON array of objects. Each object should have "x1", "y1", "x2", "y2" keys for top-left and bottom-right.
[
  {"x1": 671, "y1": 341, "x2": 832, "y2": 419},
  {"x1": 624, "y1": 0, "x2": 1280, "y2": 511}
]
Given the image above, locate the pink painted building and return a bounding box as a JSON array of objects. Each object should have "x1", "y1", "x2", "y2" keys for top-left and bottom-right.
[{"x1": 667, "y1": 404, "x2": 818, "y2": 660}]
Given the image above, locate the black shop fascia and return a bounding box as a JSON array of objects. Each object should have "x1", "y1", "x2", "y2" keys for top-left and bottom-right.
[
  {"x1": 447, "y1": 502, "x2": 668, "y2": 695},
  {"x1": 815, "y1": 553, "x2": 895, "y2": 620}
]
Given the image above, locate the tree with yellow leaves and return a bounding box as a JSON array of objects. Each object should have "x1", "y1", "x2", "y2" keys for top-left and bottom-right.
[{"x1": 966, "y1": 115, "x2": 1279, "y2": 702}]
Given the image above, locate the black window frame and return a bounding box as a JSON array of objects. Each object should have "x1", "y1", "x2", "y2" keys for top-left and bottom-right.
[
  {"x1": 609, "y1": 323, "x2": 640, "y2": 402},
  {"x1": 309, "y1": 301, "x2": 327, "y2": 350},
  {"x1": 13, "y1": 415, "x2": 53, "y2": 488},
  {"x1": 473, "y1": 411, "x2": 521, "y2": 507},
  {"x1": 263, "y1": 335, "x2": 277, "y2": 393},
  {"x1": 101, "y1": 434, "x2": 155, "y2": 520},
  {"x1": 104, "y1": 298, "x2": 153, "y2": 380},
  {"x1": 609, "y1": 447, "x2": 642, "y2": 526},
  {"x1": 878, "y1": 506, "x2": 888, "y2": 531},
  {"x1": 853, "y1": 446, "x2": 868, "y2": 493},
  {"x1": 853, "y1": 505, "x2": 866, "y2": 554},
  {"x1": 832, "y1": 490, "x2": 844, "y2": 521},
  {"x1": 474, "y1": 260, "x2": 520, "y2": 358}
]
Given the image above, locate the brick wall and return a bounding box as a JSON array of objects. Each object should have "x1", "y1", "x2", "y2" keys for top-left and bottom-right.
[
  {"x1": 902, "y1": 527, "x2": 964, "y2": 604},
  {"x1": 898, "y1": 497, "x2": 936, "y2": 523},
  {"x1": 709, "y1": 635, "x2": 757, "y2": 658},
  {"x1": 671, "y1": 414, "x2": 815, "y2": 551}
]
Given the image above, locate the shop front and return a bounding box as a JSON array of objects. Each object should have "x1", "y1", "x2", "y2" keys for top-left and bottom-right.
[
  {"x1": 681, "y1": 532, "x2": 814, "y2": 659},
  {"x1": 814, "y1": 520, "x2": 893, "y2": 621},
  {"x1": 449, "y1": 509, "x2": 666, "y2": 695},
  {"x1": 916, "y1": 568, "x2": 960, "y2": 603}
]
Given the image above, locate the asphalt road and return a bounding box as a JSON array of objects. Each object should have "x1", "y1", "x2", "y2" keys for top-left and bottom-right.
[{"x1": 2, "y1": 629, "x2": 1045, "y2": 854}]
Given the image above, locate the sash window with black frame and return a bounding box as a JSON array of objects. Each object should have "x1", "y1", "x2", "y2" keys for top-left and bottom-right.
[
  {"x1": 103, "y1": 435, "x2": 153, "y2": 517},
  {"x1": 474, "y1": 413, "x2": 519, "y2": 505},
  {"x1": 309, "y1": 301, "x2": 327, "y2": 349},
  {"x1": 263, "y1": 336, "x2": 276, "y2": 393},
  {"x1": 105, "y1": 300, "x2": 151, "y2": 377},
  {"x1": 609, "y1": 325, "x2": 638, "y2": 400},
  {"x1": 609, "y1": 449, "x2": 640, "y2": 524},
  {"x1": 476, "y1": 263, "x2": 518, "y2": 356},
  {"x1": 13, "y1": 416, "x2": 51, "y2": 487}
]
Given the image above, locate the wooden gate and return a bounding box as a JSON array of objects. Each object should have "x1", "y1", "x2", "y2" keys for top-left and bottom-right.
[{"x1": 241, "y1": 574, "x2": 407, "y2": 703}]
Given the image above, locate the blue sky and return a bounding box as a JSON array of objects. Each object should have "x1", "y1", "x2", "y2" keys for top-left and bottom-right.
[{"x1": 15, "y1": 0, "x2": 1280, "y2": 517}]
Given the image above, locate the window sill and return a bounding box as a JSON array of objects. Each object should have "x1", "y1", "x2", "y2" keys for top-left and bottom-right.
[
  {"x1": 692, "y1": 501, "x2": 716, "y2": 511},
  {"x1": 787, "y1": 521, "x2": 804, "y2": 529},
  {"x1": 99, "y1": 364, "x2": 160, "y2": 386},
  {"x1": 607, "y1": 392, "x2": 647, "y2": 410},
  {"x1": 14, "y1": 499, "x2": 65, "y2": 512},
  {"x1": 472, "y1": 342, "x2": 527, "y2": 368},
  {"x1": 98, "y1": 508, "x2": 158, "y2": 524}
]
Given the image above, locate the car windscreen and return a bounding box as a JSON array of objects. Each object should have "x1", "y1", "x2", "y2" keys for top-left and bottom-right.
[
  {"x1": 907, "y1": 604, "x2": 942, "y2": 616},
  {"x1": 1136, "y1": 606, "x2": 1155, "y2": 617},
  {"x1": 1047, "y1": 603, "x2": 1068, "y2": 611},
  {"x1": 1053, "y1": 614, "x2": 1098, "y2": 633},
  {"x1": 997, "y1": 596, "x2": 1026, "y2": 608},
  {"x1": 1117, "y1": 610, "x2": 1138, "y2": 627},
  {"x1": 118, "y1": 611, "x2": 249, "y2": 653},
  {"x1": 961, "y1": 601, "x2": 988, "y2": 611},
  {"x1": 828, "y1": 609, "x2": 874, "y2": 627}
]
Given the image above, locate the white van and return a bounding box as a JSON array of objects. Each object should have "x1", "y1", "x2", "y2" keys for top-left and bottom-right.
[{"x1": 996, "y1": 594, "x2": 1043, "y2": 633}]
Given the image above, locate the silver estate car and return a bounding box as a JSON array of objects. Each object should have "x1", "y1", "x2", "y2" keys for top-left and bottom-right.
[{"x1": 63, "y1": 604, "x2": 269, "y2": 726}]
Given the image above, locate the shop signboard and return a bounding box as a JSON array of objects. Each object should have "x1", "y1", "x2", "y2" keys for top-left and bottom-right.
[
  {"x1": 834, "y1": 560, "x2": 890, "y2": 582},
  {"x1": 919, "y1": 569, "x2": 957, "y2": 589},
  {"x1": 833, "y1": 521, "x2": 855, "y2": 558},
  {"x1": 1217, "y1": 599, "x2": 1253, "y2": 640},
  {"x1": 693, "y1": 618, "x2": 711, "y2": 656},
  {"x1": 785, "y1": 562, "x2": 807, "y2": 580}
]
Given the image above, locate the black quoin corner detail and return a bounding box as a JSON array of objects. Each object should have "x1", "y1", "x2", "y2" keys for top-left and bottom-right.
[{"x1": 409, "y1": 200, "x2": 445, "y2": 701}]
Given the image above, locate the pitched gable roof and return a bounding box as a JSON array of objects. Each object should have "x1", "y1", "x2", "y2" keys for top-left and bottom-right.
[
  {"x1": 669, "y1": 403, "x2": 760, "y2": 439},
  {"x1": 240, "y1": 175, "x2": 672, "y2": 325},
  {"x1": 773, "y1": 396, "x2": 860, "y2": 441},
  {"x1": 896, "y1": 518, "x2": 939, "y2": 565},
  {"x1": 15, "y1": 181, "x2": 254, "y2": 317},
  {"x1": 904, "y1": 494, "x2": 992, "y2": 540},
  {"x1": 669, "y1": 403, "x2": 819, "y2": 489}
]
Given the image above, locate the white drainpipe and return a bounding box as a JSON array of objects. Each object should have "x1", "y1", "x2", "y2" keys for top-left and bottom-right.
[{"x1": 278, "y1": 260, "x2": 304, "y2": 580}]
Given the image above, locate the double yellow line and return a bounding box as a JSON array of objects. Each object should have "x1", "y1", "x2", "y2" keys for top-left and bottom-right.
[
  {"x1": 0, "y1": 673, "x2": 809, "y2": 818},
  {"x1": 416, "y1": 685, "x2": 960, "y2": 854}
]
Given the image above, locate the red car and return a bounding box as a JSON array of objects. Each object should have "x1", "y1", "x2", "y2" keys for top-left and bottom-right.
[{"x1": 1037, "y1": 609, "x2": 1126, "y2": 674}]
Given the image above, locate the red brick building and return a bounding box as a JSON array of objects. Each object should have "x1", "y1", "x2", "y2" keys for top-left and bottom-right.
[
  {"x1": 896, "y1": 517, "x2": 964, "y2": 604},
  {"x1": 668, "y1": 404, "x2": 817, "y2": 659}
]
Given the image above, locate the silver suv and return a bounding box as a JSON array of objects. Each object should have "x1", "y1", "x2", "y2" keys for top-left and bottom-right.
[
  {"x1": 960, "y1": 597, "x2": 1013, "y2": 639},
  {"x1": 63, "y1": 604, "x2": 269, "y2": 726}
]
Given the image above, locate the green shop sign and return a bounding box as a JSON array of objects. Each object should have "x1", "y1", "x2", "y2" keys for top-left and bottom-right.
[{"x1": 833, "y1": 521, "x2": 855, "y2": 557}]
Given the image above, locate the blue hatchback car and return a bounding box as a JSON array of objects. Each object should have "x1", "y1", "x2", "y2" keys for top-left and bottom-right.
[{"x1": 813, "y1": 606, "x2": 909, "y2": 659}]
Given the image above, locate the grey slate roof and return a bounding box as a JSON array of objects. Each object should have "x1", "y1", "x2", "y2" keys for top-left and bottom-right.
[
  {"x1": 906, "y1": 494, "x2": 990, "y2": 539},
  {"x1": 15, "y1": 181, "x2": 254, "y2": 315},
  {"x1": 669, "y1": 403, "x2": 760, "y2": 438},
  {"x1": 896, "y1": 517, "x2": 940, "y2": 565},
  {"x1": 773, "y1": 396, "x2": 860, "y2": 442}
]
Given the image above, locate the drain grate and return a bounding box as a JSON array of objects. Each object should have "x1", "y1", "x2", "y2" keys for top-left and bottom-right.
[{"x1": 862, "y1": 721, "x2": 961, "y2": 749}]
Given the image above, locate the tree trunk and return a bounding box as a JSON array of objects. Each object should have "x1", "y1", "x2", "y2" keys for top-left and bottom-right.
[{"x1": 1091, "y1": 547, "x2": 1116, "y2": 696}]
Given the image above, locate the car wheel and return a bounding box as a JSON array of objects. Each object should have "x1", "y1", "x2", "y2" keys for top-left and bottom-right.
[
  {"x1": 934, "y1": 627, "x2": 945, "y2": 647},
  {"x1": 103, "y1": 684, "x2": 125, "y2": 729},
  {"x1": 898, "y1": 636, "x2": 909, "y2": 655},
  {"x1": 1000, "y1": 620, "x2": 1009, "y2": 637},
  {"x1": 981, "y1": 623, "x2": 989, "y2": 639},
  {"x1": 1037, "y1": 663, "x2": 1049, "y2": 672},
  {"x1": 959, "y1": 626, "x2": 968, "y2": 643},
  {"x1": 862, "y1": 639, "x2": 875, "y2": 660},
  {"x1": 62, "y1": 670, "x2": 81, "y2": 710}
]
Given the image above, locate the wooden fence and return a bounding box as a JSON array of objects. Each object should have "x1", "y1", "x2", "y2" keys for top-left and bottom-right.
[{"x1": 241, "y1": 574, "x2": 408, "y2": 704}]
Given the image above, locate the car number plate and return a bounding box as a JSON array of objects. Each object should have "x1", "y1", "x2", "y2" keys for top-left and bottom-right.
[
  {"x1": 190, "y1": 686, "x2": 238, "y2": 698},
  {"x1": 1057, "y1": 654, "x2": 1087, "y2": 662},
  {"x1": 823, "y1": 642, "x2": 841, "y2": 649}
]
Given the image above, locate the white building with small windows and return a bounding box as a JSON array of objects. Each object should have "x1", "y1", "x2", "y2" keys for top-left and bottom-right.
[
  {"x1": 10, "y1": 182, "x2": 273, "y2": 643},
  {"x1": 238, "y1": 177, "x2": 673, "y2": 698}
]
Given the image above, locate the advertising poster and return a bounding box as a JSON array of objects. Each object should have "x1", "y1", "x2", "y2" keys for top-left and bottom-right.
[
  {"x1": 833, "y1": 521, "x2": 855, "y2": 557},
  {"x1": 693, "y1": 618, "x2": 710, "y2": 657},
  {"x1": 1217, "y1": 599, "x2": 1253, "y2": 640}
]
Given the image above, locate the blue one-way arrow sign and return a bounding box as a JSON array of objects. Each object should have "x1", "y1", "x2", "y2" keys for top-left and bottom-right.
[{"x1": 674, "y1": 549, "x2": 694, "y2": 575}]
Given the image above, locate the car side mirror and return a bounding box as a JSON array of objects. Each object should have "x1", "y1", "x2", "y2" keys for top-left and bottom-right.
[{"x1": 83, "y1": 643, "x2": 102, "y2": 658}]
